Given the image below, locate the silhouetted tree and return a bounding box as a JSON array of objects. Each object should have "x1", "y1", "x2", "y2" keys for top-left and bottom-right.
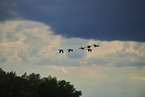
[
  {"x1": 0, "y1": 68, "x2": 82, "y2": 97},
  {"x1": 38, "y1": 76, "x2": 58, "y2": 97}
]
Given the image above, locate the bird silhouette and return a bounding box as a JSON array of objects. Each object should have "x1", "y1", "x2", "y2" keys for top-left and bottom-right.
[
  {"x1": 67, "y1": 49, "x2": 73, "y2": 52},
  {"x1": 79, "y1": 46, "x2": 85, "y2": 50},
  {"x1": 58, "y1": 49, "x2": 64, "y2": 53},
  {"x1": 87, "y1": 49, "x2": 92, "y2": 52},
  {"x1": 58, "y1": 43, "x2": 100, "y2": 53},
  {"x1": 92, "y1": 44, "x2": 99, "y2": 47},
  {"x1": 86, "y1": 45, "x2": 91, "y2": 48}
]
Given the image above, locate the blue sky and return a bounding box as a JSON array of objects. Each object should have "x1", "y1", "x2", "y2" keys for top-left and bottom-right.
[{"x1": 0, "y1": 1, "x2": 145, "y2": 97}]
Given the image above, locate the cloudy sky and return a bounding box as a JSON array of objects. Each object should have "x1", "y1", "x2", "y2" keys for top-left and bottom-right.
[{"x1": 0, "y1": 0, "x2": 145, "y2": 97}]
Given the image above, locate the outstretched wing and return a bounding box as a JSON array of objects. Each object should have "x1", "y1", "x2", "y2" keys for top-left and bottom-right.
[
  {"x1": 67, "y1": 49, "x2": 73, "y2": 52},
  {"x1": 93, "y1": 44, "x2": 99, "y2": 47},
  {"x1": 87, "y1": 49, "x2": 92, "y2": 52},
  {"x1": 58, "y1": 49, "x2": 64, "y2": 53},
  {"x1": 86, "y1": 45, "x2": 91, "y2": 48},
  {"x1": 79, "y1": 46, "x2": 85, "y2": 50}
]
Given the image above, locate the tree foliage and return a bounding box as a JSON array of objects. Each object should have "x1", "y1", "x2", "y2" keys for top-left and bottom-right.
[{"x1": 0, "y1": 68, "x2": 82, "y2": 97}]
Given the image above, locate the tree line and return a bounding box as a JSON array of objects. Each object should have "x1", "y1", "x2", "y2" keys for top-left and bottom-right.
[{"x1": 0, "y1": 68, "x2": 82, "y2": 97}]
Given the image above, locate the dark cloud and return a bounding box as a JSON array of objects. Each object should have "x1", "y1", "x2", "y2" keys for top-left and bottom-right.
[
  {"x1": 1, "y1": 0, "x2": 145, "y2": 41},
  {"x1": 0, "y1": 0, "x2": 18, "y2": 21},
  {"x1": 0, "y1": 58, "x2": 6, "y2": 63},
  {"x1": 67, "y1": 50, "x2": 85, "y2": 59}
]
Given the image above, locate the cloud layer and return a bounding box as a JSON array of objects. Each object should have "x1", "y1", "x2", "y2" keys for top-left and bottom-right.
[
  {"x1": 0, "y1": 20, "x2": 145, "y2": 97},
  {"x1": 1, "y1": 0, "x2": 145, "y2": 41},
  {"x1": 0, "y1": 20, "x2": 145, "y2": 67}
]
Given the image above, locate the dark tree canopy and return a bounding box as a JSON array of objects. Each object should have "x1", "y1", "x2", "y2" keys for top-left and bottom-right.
[{"x1": 0, "y1": 68, "x2": 82, "y2": 97}]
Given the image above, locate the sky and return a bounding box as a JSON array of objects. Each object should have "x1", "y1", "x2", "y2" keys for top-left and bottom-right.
[
  {"x1": 1, "y1": 0, "x2": 145, "y2": 41},
  {"x1": 0, "y1": 0, "x2": 145, "y2": 97}
]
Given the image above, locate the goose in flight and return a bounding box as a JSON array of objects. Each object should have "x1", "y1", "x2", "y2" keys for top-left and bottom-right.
[
  {"x1": 87, "y1": 49, "x2": 92, "y2": 52},
  {"x1": 67, "y1": 49, "x2": 73, "y2": 52},
  {"x1": 86, "y1": 45, "x2": 91, "y2": 48},
  {"x1": 92, "y1": 44, "x2": 100, "y2": 47},
  {"x1": 58, "y1": 49, "x2": 64, "y2": 53},
  {"x1": 79, "y1": 46, "x2": 85, "y2": 50}
]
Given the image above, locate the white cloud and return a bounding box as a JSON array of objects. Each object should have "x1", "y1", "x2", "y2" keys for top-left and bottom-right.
[
  {"x1": 61, "y1": 67, "x2": 68, "y2": 74},
  {"x1": 80, "y1": 40, "x2": 145, "y2": 67},
  {"x1": 0, "y1": 20, "x2": 145, "y2": 68},
  {"x1": 133, "y1": 77, "x2": 145, "y2": 81}
]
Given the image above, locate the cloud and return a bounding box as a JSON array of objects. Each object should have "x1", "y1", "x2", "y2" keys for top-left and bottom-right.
[
  {"x1": 61, "y1": 67, "x2": 68, "y2": 74},
  {"x1": 0, "y1": 0, "x2": 18, "y2": 21},
  {"x1": 81, "y1": 40, "x2": 145, "y2": 67},
  {"x1": 133, "y1": 77, "x2": 145, "y2": 81},
  {"x1": 1, "y1": 0, "x2": 145, "y2": 41},
  {"x1": 0, "y1": 20, "x2": 145, "y2": 68}
]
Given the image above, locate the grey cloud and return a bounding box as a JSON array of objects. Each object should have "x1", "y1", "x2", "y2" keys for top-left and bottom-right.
[
  {"x1": 86, "y1": 58, "x2": 110, "y2": 66},
  {"x1": 29, "y1": 47, "x2": 39, "y2": 57},
  {"x1": 18, "y1": 51, "x2": 29, "y2": 63},
  {"x1": 115, "y1": 61, "x2": 145, "y2": 68},
  {"x1": 6, "y1": 32, "x2": 19, "y2": 42},
  {"x1": 0, "y1": 0, "x2": 18, "y2": 21},
  {"x1": 67, "y1": 51, "x2": 85, "y2": 60},
  {"x1": 23, "y1": 33, "x2": 43, "y2": 47},
  {"x1": 1, "y1": 0, "x2": 145, "y2": 41},
  {"x1": 0, "y1": 58, "x2": 6, "y2": 63},
  {"x1": 36, "y1": 57, "x2": 80, "y2": 66}
]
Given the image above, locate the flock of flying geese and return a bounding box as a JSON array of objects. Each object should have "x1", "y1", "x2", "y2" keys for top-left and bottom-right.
[{"x1": 58, "y1": 44, "x2": 100, "y2": 53}]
